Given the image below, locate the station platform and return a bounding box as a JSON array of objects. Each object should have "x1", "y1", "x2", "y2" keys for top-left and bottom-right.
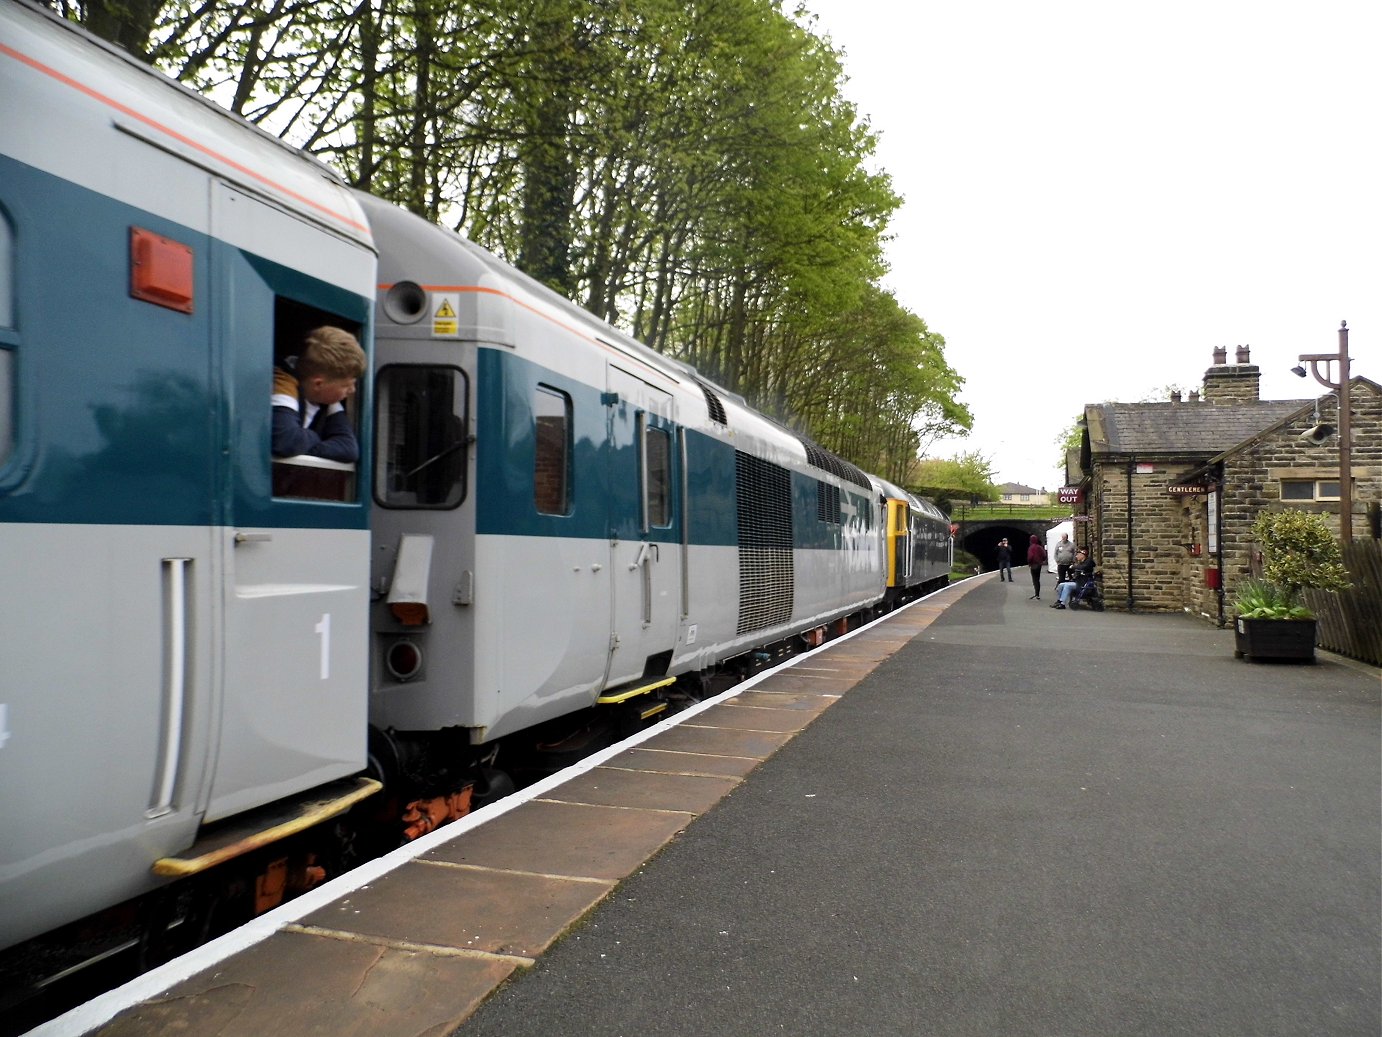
[{"x1": 43, "y1": 575, "x2": 1380, "y2": 1037}]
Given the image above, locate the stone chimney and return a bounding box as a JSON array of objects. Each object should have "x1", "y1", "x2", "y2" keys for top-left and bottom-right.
[
  {"x1": 1202, "y1": 344, "x2": 1260, "y2": 403},
  {"x1": 1170, "y1": 390, "x2": 1182, "y2": 402}
]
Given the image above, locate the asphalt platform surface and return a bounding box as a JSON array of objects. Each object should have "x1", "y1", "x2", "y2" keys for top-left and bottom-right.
[{"x1": 453, "y1": 576, "x2": 1381, "y2": 1037}]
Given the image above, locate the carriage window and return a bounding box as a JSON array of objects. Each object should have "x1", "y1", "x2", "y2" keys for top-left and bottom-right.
[
  {"x1": 534, "y1": 385, "x2": 571, "y2": 515},
  {"x1": 376, "y1": 365, "x2": 468, "y2": 509},
  {"x1": 270, "y1": 298, "x2": 366, "y2": 502},
  {"x1": 644, "y1": 421, "x2": 671, "y2": 529},
  {"x1": 0, "y1": 208, "x2": 14, "y2": 469}
]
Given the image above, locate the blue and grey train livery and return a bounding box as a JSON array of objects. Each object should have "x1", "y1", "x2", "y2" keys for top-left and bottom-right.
[
  {"x1": 0, "y1": 0, "x2": 377, "y2": 958},
  {"x1": 359, "y1": 192, "x2": 894, "y2": 768},
  {"x1": 0, "y1": 0, "x2": 953, "y2": 993}
]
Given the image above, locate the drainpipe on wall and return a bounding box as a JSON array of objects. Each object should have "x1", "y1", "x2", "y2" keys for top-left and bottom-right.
[
  {"x1": 1126, "y1": 460, "x2": 1135, "y2": 612},
  {"x1": 1213, "y1": 465, "x2": 1226, "y2": 629}
]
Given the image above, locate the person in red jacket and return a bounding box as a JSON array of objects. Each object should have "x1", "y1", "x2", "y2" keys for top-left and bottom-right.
[{"x1": 1026, "y1": 533, "x2": 1048, "y2": 599}]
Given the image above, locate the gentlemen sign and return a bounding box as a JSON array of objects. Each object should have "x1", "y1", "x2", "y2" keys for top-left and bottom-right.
[{"x1": 1166, "y1": 483, "x2": 1211, "y2": 495}]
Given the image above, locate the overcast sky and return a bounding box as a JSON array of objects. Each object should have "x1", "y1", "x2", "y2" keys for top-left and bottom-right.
[{"x1": 799, "y1": 0, "x2": 1379, "y2": 490}]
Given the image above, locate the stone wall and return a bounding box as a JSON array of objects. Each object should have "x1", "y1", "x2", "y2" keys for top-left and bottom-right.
[
  {"x1": 1216, "y1": 380, "x2": 1382, "y2": 608},
  {"x1": 1090, "y1": 456, "x2": 1210, "y2": 613}
]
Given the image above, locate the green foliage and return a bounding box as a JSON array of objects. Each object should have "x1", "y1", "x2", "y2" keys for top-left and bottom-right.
[
  {"x1": 1233, "y1": 578, "x2": 1313, "y2": 620},
  {"x1": 952, "y1": 548, "x2": 980, "y2": 578},
  {"x1": 1251, "y1": 510, "x2": 1350, "y2": 595},
  {"x1": 1054, "y1": 415, "x2": 1083, "y2": 468},
  {"x1": 85, "y1": 0, "x2": 970, "y2": 481},
  {"x1": 908, "y1": 452, "x2": 996, "y2": 501}
]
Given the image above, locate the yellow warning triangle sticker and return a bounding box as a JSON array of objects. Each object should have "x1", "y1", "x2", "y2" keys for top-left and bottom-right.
[{"x1": 435, "y1": 300, "x2": 457, "y2": 318}]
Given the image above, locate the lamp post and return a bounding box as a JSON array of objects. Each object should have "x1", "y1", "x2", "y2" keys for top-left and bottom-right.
[{"x1": 1293, "y1": 321, "x2": 1353, "y2": 542}]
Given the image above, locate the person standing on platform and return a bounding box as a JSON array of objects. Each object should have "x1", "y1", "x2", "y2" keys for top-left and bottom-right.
[
  {"x1": 1053, "y1": 533, "x2": 1077, "y2": 584},
  {"x1": 995, "y1": 538, "x2": 1013, "y2": 582},
  {"x1": 1027, "y1": 534, "x2": 1047, "y2": 599}
]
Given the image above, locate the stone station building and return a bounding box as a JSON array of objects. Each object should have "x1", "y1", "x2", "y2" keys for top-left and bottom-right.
[{"x1": 1072, "y1": 346, "x2": 1380, "y2": 623}]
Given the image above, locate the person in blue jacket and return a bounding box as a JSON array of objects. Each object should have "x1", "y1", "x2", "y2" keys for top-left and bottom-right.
[{"x1": 271, "y1": 327, "x2": 367, "y2": 462}]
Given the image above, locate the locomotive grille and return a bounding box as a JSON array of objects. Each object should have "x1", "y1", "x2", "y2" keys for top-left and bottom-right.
[
  {"x1": 700, "y1": 383, "x2": 728, "y2": 425},
  {"x1": 736, "y1": 451, "x2": 794, "y2": 635},
  {"x1": 817, "y1": 480, "x2": 840, "y2": 524},
  {"x1": 799, "y1": 438, "x2": 871, "y2": 490}
]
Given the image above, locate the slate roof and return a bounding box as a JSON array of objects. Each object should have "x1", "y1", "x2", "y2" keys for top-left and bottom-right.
[
  {"x1": 1085, "y1": 399, "x2": 1311, "y2": 457},
  {"x1": 1205, "y1": 376, "x2": 1382, "y2": 464},
  {"x1": 999, "y1": 482, "x2": 1042, "y2": 495}
]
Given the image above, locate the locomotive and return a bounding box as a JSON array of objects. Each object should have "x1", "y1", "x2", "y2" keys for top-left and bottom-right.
[{"x1": 0, "y1": 0, "x2": 950, "y2": 999}]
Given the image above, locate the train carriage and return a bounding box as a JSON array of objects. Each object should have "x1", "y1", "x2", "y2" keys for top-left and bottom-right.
[
  {"x1": 0, "y1": 0, "x2": 377, "y2": 953},
  {"x1": 359, "y1": 192, "x2": 888, "y2": 767},
  {"x1": 874, "y1": 474, "x2": 953, "y2": 606}
]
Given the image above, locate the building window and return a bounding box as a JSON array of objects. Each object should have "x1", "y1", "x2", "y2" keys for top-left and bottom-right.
[{"x1": 1281, "y1": 479, "x2": 1340, "y2": 502}]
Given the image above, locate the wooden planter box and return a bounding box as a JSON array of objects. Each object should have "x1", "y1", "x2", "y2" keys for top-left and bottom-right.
[{"x1": 1234, "y1": 617, "x2": 1317, "y2": 663}]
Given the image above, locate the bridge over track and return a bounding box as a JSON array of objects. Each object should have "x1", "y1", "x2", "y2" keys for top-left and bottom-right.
[{"x1": 953, "y1": 517, "x2": 1061, "y2": 574}]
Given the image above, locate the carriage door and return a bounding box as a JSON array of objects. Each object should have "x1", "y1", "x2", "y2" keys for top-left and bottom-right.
[
  {"x1": 605, "y1": 365, "x2": 679, "y2": 689},
  {"x1": 207, "y1": 182, "x2": 371, "y2": 822}
]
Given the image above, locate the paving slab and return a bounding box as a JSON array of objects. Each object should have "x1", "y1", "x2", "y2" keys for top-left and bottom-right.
[
  {"x1": 729, "y1": 689, "x2": 839, "y2": 712},
  {"x1": 599, "y1": 746, "x2": 766, "y2": 778},
  {"x1": 638, "y1": 722, "x2": 795, "y2": 758},
  {"x1": 425, "y1": 799, "x2": 692, "y2": 881},
  {"x1": 96, "y1": 929, "x2": 518, "y2": 1037},
  {"x1": 300, "y1": 860, "x2": 612, "y2": 958},
  {"x1": 538, "y1": 766, "x2": 740, "y2": 814},
  {"x1": 688, "y1": 701, "x2": 822, "y2": 733}
]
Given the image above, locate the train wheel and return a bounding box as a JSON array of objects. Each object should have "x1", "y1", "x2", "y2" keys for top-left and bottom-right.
[{"x1": 471, "y1": 767, "x2": 516, "y2": 809}]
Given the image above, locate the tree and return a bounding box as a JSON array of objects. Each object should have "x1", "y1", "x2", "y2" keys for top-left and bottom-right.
[
  {"x1": 1055, "y1": 414, "x2": 1083, "y2": 471},
  {"x1": 909, "y1": 452, "x2": 996, "y2": 502},
  {"x1": 66, "y1": 0, "x2": 971, "y2": 481}
]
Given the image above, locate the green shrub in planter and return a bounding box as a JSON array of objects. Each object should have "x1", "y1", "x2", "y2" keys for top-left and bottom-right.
[
  {"x1": 1233, "y1": 578, "x2": 1313, "y2": 619},
  {"x1": 1233, "y1": 511, "x2": 1350, "y2": 663},
  {"x1": 1245, "y1": 509, "x2": 1350, "y2": 614}
]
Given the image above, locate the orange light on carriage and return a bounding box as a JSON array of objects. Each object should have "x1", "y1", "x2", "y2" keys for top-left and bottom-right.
[
  {"x1": 389, "y1": 601, "x2": 430, "y2": 626},
  {"x1": 130, "y1": 226, "x2": 194, "y2": 313}
]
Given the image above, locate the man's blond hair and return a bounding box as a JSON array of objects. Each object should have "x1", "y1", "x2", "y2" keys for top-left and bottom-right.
[{"x1": 298, "y1": 326, "x2": 366, "y2": 379}]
